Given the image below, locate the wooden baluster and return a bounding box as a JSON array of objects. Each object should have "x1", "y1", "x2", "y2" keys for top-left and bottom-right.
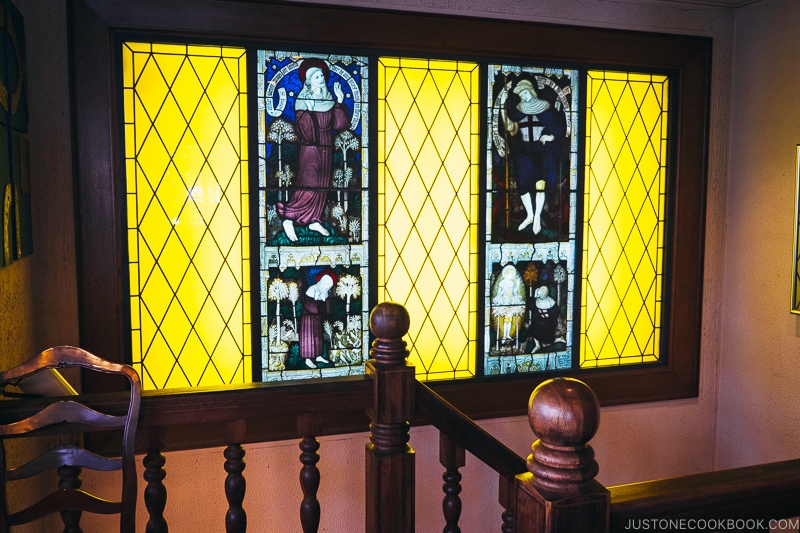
[
  {"x1": 365, "y1": 302, "x2": 415, "y2": 533},
  {"x1": 143, "y1": 451, "x2": 168, "y2": 533},
  {"x1": 499, "y1": 475, "x2": 516, "y2": 533},
  {"x1": 224, "y1": 420, "x2": 247, "y2": 533},
  {"x1": 515, "y1": 378, "x2": 609, "y2": 533},
  {"x1": 299, "y1": 412, "x2": 322, "y2": 533},
  {"x1": 57, "y1": 464, "x2": 82, "y2": 533},
  {"x1": 440, "y1": 432, "x2": 465, "y2": 533},
  {"x1": 144, "y1": 427, "x2": 168, "y2": 533}
]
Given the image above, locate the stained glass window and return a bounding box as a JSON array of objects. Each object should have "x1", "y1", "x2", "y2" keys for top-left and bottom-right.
[
  {"x1": 581, "y1": 71, "x2": 668, "y2": 367},
  {"x1": 121, "y1": 37, "x2": 673, "y2": 387},
  {"x1": 257, "y1": 51, "x2": 369, "y2": 380},
  {"x1": 122, "y1": 42, "x2": 250, "y2": 389},
  {"x1": 377, "y1": 58, "x2": 480, "y2": 381},
  {"x1": 485, "y1": 66, "x2": 580, "y2": 375}
]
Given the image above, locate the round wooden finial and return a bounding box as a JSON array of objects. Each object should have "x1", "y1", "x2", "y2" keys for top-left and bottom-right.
[
  {"x1": 528, "y1": 377, "x2": 600, "y2": 447},
  {"x1": 368, "y1": 302, "x2": 410, "y2": 366},
  {"x1": 527, "y1": 378, "x2": 601, "y2": 494},
  {"x1": 369, "y1": 302, "x2": 410, "y2": 340}
]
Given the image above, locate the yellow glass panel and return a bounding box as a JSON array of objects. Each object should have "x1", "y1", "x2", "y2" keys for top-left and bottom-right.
[
  {"x1": 377, "y1": 57, "x2": 480, "y2": 380},
  {"x1": 581, "y1": 71, "x2": 668, "y2": 368},
  {"x1": 123, "y1": 42, "x2": 250, "y2": 389},
  {"x1": 136, "y1": 60, "x2": 169, "y2": 119},
  {"x1": 154, "y1": 54, "x2": 185, "y2": 88},
  {"x1": 153, "y1": 43, "x2": 190, "y2": 55}
]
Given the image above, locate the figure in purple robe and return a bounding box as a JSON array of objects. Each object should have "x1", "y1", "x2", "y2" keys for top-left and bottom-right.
[
  {"x1": 300, "y1": 270, "x2": 337, "y2": 369},
  {"x1": 278, "y1": 58, "x2": 351, "y2": 241}
]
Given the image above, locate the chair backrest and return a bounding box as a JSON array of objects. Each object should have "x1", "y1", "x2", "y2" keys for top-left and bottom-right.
[{"x1": 0, "y1": 346, "x2": 141, "y2": 533}]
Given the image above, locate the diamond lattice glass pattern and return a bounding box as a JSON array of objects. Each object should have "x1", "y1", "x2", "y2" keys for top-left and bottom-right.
[
  {"x1": 123, "y1": 42, "x2": 251, "y2": 389},
  {"x1": 377, "y1": 57, "x2": 480, "y2": 381},
  {"x1": 581, "y1": 71, "x2": 668, "y2": 367}
]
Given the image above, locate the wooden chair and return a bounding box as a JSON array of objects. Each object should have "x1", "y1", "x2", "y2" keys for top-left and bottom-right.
[{"x1": 0, "y1": 346, "x2": 141, "y2": 533}]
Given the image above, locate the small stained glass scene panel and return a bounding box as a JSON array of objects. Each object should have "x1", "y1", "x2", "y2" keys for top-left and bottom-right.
[
  {"x1": 485, "y1": 66, "x2": 579, "y2": 375},
  {"x1": 377, "y1": 57, "x2": 481, "y2": 381},
  {"x1": 581, "y1": 70, "x2": 668, "y2": 367},
  {"x1": 262, "y1": 265, "x2": 366, "y2": 376},
  {"x1": 122, "y1": 42, "x2": 251, "y2": 390},
  {"x1": 257, "y1": 51, "x2": 369, "y2": 380}
]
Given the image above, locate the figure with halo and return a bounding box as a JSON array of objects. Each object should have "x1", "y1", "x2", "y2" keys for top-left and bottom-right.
[{"x1": 278, "y1": 58, "x2": 351, "y2": 241}]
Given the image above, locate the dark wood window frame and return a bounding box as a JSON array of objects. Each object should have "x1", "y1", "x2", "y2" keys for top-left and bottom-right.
[{"x1": 69, "y1": 0, "x2": 710, "y2": 420}]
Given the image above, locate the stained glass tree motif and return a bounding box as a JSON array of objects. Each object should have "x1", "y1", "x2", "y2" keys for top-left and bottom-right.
[
  {"x1": 122, "y1": 42, "x2": 250, "y2": 389},
  {"x1": 377, "y1": 57, "x2": 481, "y2": 381},
  {"x1": 485, "y1": 66, "x2": 579, "y2": 375},
  {"x1": 257, "y1": 51, "x2": 369, "y2": 380},
  {"x1": 581, "y1": 71, "x2": 669, "y2": 367}
]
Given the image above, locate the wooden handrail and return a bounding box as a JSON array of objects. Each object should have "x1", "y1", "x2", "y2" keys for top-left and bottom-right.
[
  {"x1": 416, "y1": 380, "x2": 529, "y2": 531},
  {"x1": 415, "y1": 380, "x2": 526, "y2": 481},
  {"x1": 608, "y1": 458, "x2": 800, "y2": 531}
]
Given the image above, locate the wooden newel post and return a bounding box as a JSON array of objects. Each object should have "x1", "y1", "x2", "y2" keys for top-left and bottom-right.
[
  {"x1": 365, "y1": 302, "x2": 415, "y2": 533},
  {"x1": 515, "y1": 378, "x2": 609, "y2": 533}
]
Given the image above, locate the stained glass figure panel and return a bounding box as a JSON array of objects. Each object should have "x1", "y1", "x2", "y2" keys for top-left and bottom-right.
[
  {"x1": 484, "y1": 66, "x2": 579, "y2": 375},
  {"x1": 377, "y1": 57, "x2": 480, "y2": 381},
  {"x1": 257, "y1": 51, "x2": 369, "y2": 380},
  {"x1": 581, "y1": 70, "x2": 668, "y2": 367},
  {"x1": 122, "y1": 42, "x2": 251, "y2": 390}
]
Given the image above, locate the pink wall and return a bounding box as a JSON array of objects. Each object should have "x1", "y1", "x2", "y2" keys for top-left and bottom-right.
[{"x1": 716, "y1": 0, "x2": 800, "y2": 469}]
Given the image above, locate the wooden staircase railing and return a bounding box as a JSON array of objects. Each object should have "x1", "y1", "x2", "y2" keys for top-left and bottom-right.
[
  {"x1": 2, "y1": 302, "x2": 800, "y2": 532},
  {"x1": 414, "y1": 381, "x2": 527, "y2": 532}
]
